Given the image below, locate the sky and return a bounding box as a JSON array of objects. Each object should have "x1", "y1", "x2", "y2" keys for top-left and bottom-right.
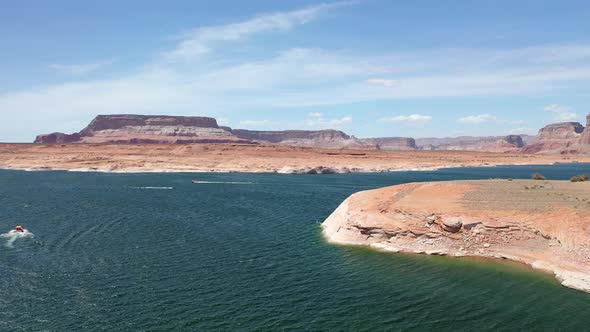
[{"x1": 1, "y1": 0, "x2": 590, "y2": 142}]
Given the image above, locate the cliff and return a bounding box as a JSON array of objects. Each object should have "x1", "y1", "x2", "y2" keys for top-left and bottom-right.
[
  {"x1": 522, "y1": 121, "x2": 585, "y2": 154},
  {"x1": 36, "y1": 113, "x2": 590, "y2": 153},
  {"x1": 416, "y1": 135, "x2": 528, "y2": 152},
  {"x1": 34, "y1": 132, "x2": 81, "y2": 144},
  {"x1": 35, "y1": 115, "x2": 255, "y2": 144},
  {"x1": 359, "y1": 137, "x2": 417, "y2": 150},
  {"x1": 225, "y1": 128, "x2": 378, "y2": 149},
  {"x1": 322, "y1": 180, "x2": 590, "y2": 293},
  {"x1": 580, "y1": 115, "x2": 590, "y2": 146}
]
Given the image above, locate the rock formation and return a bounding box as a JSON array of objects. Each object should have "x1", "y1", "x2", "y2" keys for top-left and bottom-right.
[
  {"x1": 34, "y1": 132, "x2": 81, "y2": 144},
  {"x1": 416, "y1": 135, "x2": 529, "y2": 152},
  {"x1": 35, "y1": 115, "x2": 255, "y2": 145},
  {"x1": 359, "y1": 137, "x2": 417, "y2": 150},
  {"x1": 522, "y1": 121, "x2": 586, "y2": 154},
  {"x1": 322, "y1": 180, "x2": 590, "y2": 293},
  {"x1": 224, "y1": 128, "x2": 378, "y2": 150},
  {"x1": 4, "y1": 143, "x2": 590, "y2": 173},
  {"x1": 580, "y1": 115, "x2": 590, "y2": 146},
  {"x1": 35, "y1": 113, "x2": 590, "y2": 154}
]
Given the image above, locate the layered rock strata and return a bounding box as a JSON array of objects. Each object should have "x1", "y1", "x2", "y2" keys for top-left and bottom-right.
[
  {"x1": 225, "y1": 128, "x2": 378, "y2": 150},
  {"x1": 416, "y1": 135, "x2": 528, "y2": 152},
  {"x1": 359, "y1": 137, "x2": 417, "y2": 150},
  {"x1": 34, "y1": 115, "x2": 254, "y2": 144},
  {"x1": 322, "y1": 180, "x2": 590, "y2": 293}
]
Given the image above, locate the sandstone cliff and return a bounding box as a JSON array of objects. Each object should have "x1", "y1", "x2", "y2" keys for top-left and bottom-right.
[
  {"x1": 35, "y1": 115, "x2": 255, "y2": 144},
  {"x1": 322, "y1": 180, "x2": 590, "y2": 293},
  {"x1": 34, "y1": 132, "x2": 81, "y2": 144},
  {"x1": 416, "y1": 135, "x2": 529, "y2": 152},
  {"x1": 522, "y1": 121, "x2": 586, "y2": 154},
  {"x1": 359, "y1": 137, "x2": 417, "y2": 150},
  {"x1": 579, "y1": 115, "x2": 590, "y2": 145},
  {"x1": 224, "y1": 128, "x2": 378, "y2": 150}
]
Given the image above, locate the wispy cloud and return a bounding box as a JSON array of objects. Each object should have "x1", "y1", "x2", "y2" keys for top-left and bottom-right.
[
  {"x1": 544, "y1": 104, "x2": 578, "y2": 121},
  {"x1": 48, "y1": 59, "x2": 115, "y2": 75},
  {"x1": 3, "y1": 1, "x2": 590, "y2": 141},
  {"x1": 378, "y1": 114, "x2": 432, "y2": 124},
  {"x1": 164, "y1": 2, "x2": 350, "y2": 61},
  {"x1": 457, "y1": 114, "x2": 497, "y2": 124},
  {"x1": 305, "y1": 113, "x2": 353, "y2": 129}
]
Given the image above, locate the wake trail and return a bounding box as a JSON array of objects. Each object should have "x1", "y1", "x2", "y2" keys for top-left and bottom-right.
[
  {"x1": 192, "y1": 181, "x2": 254, "y2": 185},
  {"x1": 1, "y1": 230, "x2": 34, "y2": 248}
]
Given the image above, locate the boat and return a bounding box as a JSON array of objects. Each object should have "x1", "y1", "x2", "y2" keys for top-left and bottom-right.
[{"x1": 191, "y1": 180, "x2": 201, "y2": 183}]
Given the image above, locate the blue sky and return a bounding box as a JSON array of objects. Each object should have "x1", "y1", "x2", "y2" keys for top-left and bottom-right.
[{"x1": 1, "y1": 0, "x2": 590, "y2": 142}]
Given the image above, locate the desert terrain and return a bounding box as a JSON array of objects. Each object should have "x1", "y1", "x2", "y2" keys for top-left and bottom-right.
[
  {"x1": 322, "y1": 179, "x2": 590, "y2": 293},
  {"x1": 1, "y1": 143, "x2": 589, "y2": 173}
]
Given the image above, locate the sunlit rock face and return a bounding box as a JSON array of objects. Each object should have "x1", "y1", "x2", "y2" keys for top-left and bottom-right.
[
  {"x1": 523, "y1": 121, "x2": 585, "y2": 154},
  {"x1": 34, "y1": 115, "x2": 254, "y2": 144},
  {"x1": 226, "y1": 128, "x2": 379, "y2": 149}
]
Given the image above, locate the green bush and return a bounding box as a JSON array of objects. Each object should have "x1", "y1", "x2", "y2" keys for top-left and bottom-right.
[
  {"x1": 531, "y1": 173, "x2": 546, "y2": 180},
  {"x1": 570, "y1": 174, "x2": 589, "y2": 182}
]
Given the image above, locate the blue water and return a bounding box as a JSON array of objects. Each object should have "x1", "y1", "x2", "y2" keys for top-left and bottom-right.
[{"x1": 1, "y1": 164, "x2": 589, "y2": 331}]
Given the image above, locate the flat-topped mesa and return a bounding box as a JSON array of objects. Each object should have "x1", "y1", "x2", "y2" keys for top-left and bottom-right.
[
  {"x1": 34, "y1": 114, "x2": 256, "y2": 144},
  {"x1": 225, "y1": 128, "x2": 378, "y2": 149},
  {"x1": 34, "y1": 132, "x2": 81, "y2": 144},
  {"x1": 523, "y1": 121, "x2": 585, "y2": 154},
  {"x1": 322, "y1": 180, "x2": 590, "y2": 293},
  {"x1": 79, "y1": 114, "x2": 220, "y2": 136},
  {"x1": 359, "y1": 137, "x2": 417, "y2": 150},
  {"x1": 416, "y1": 135, "x2": 527, "y2": 152}
]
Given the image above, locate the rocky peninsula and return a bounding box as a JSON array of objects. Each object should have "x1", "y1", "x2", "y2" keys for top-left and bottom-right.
[{"x1": 322, "y1": 180, "x2": 590, "y2": 293}]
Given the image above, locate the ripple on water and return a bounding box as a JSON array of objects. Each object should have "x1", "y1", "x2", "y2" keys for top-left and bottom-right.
[{"x1": 1, "y1": 166, "x2": 590, "y2": 330}]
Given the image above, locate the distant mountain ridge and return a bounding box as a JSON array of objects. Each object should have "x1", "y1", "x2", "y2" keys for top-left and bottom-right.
[{"x1": 33, "y1": 113, "x2": 590, "y2": 154}]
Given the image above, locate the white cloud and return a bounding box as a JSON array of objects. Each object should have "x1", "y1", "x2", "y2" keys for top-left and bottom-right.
[
  {"x1": 378, "y1": 114, "x2": 432, "y2": 124},
  {"x1": 544, "y1": 104, "x2": 578, "y2": 121},
  {"x1": 457, "y1": 114, "x2": 497, "y2": 124},
  {"x1": 48, "y1": 59, "x2": 115, "y2": 75},
  {"x1": 305, "y1": 112, "x2": 353, "y2": 129},
  {"x1": 330, "y1": 116, "x2": 352, "y2": 126},
  {"x1": 164, "y1": 2, "x2": 349, "y2": 61},
  {"x1": 4, "y1": 2, "x2": 590, "y2": 141}
]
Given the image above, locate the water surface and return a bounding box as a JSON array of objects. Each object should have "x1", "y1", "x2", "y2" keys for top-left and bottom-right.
[{"x1": 1, "y1": 164, "x2": 589, "y2": 331}]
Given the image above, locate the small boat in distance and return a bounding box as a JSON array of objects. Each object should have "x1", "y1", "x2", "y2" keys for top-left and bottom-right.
[{"x1": 191, "y1": 180, "x2": 201, "y2": 183}]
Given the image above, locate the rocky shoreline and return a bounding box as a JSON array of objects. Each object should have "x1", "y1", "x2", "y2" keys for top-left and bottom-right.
[{"x1": 322, "y1": 180, "x2": 590, "y2": 293}]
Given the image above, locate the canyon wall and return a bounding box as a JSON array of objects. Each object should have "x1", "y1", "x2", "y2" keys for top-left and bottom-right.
[
  {"x1": 223, "y1": 128, "x2": 378, "y2": 149},
  {"x1": 35, "y1": 115, "x2": 253, "y2": 144},
  {"x1": 359, "y1": 137, "x2": 417, "y2": 150},
  {"x1": 34, "y1": 113, "x2": 590, "y2": 154},
  {"x1": 522, "y1": 120, "x2": 586, "y2": 154},
  {"x1": 415, "y1": 135, "x2": 528, "y2": 152}
]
